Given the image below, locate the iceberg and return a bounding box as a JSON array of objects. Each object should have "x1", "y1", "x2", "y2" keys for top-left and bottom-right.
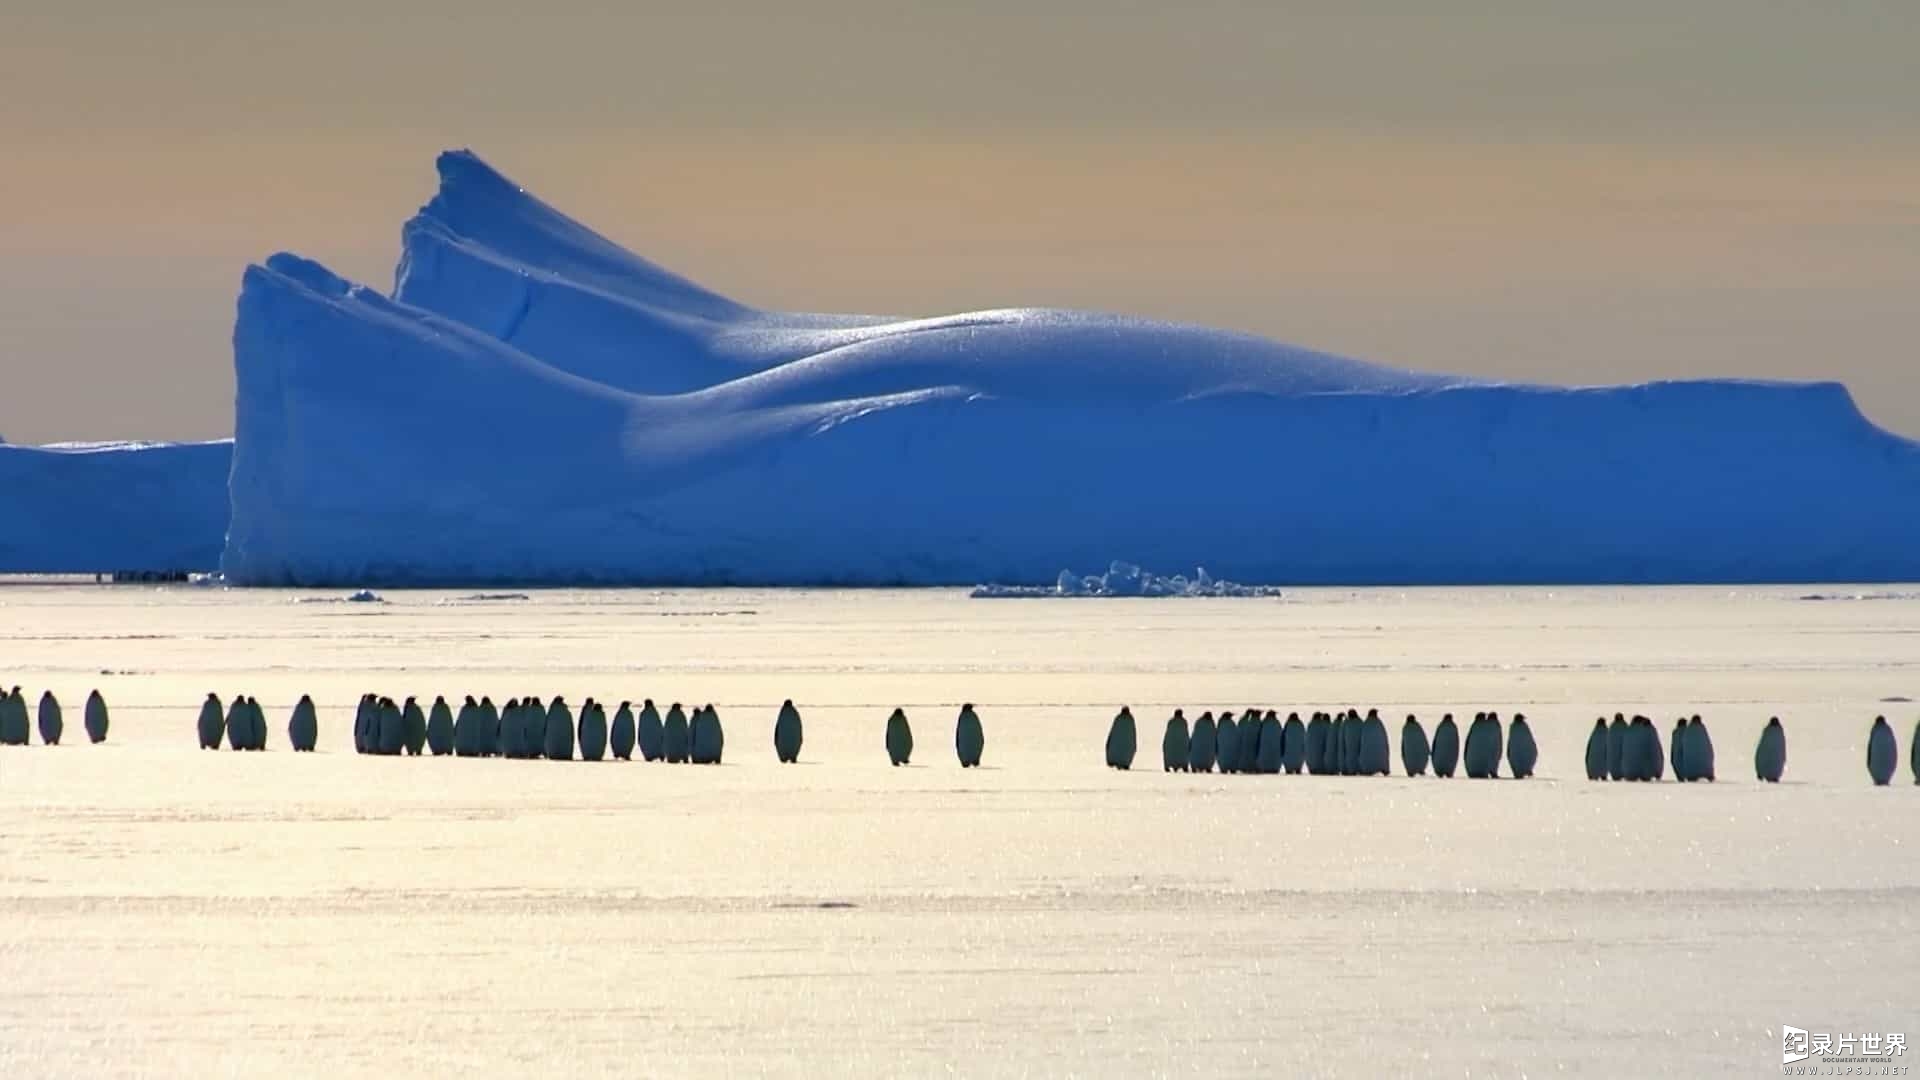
[
  {"x1": 208, "y1": 150, "x2": 1920, "y2": 586},
  {"x1": 0, "y1": 440, "x2": 231, "y2": 575},
  {"x1": 971, "y1": 562, "x2": 1284, "y2": 598}
]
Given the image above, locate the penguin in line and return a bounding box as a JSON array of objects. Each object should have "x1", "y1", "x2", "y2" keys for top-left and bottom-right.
[
  {"x1": 1625, "y1": 717, "x2": 1654, "y2": 782},
  {"x1": 1606, "y1": 713, "x2": 1626, "y2": 781},
  {"x1": 403, "y1": 697, "x2": 428, "y2": 756},
  {"x1": 426, "y1": 696, "x2": 453, "y2": 756},
  {"x1": 1161, "y1": 710, "x2": 1189, "y2": 772},
  {"x1": 226, "y1": 694, "x2": 251, "y2": 752},
  {"x1": 773, "y1": 699, "x2": 803, "y2": 764},
  {"x1": 1670, "y1": 717, "x2": 1689, "y2": 780},
  {"x1": 885, "y1": 707, "x2": 914, "y2": 766},
  {"x1": 1911, "y1": 718, "x2": 1920, "y2": 784},
  {"x1": 1584, "y1": 718, "x2": 1608, "y2": 780},
  {"x1": 1462, "y1": 711, "x2": 1501, "y2": 779},
  {"x1": 954, "y1": 704, "x2": 985, "y2": 768},
  {"x1": 578, "y1": 698, "x2": 609, "y2": 762},
  {"x1": 1214, "y1": 711, "x2": 1239, "y2": 775},
  {"x1": 1430, "y1": 714, "x2": 1460, "y2": 778},
  {"x1": 289, "y1": 694, "x2": 319, "y2": 752},
  {"x1": 83, "y1": 690, "x2": 109, "y2": 744},
  {"x1": 197, "y1": 692, "x2": 224, "y2": 750},
  {"x1": 544, "y1": 697, "x2": 576, "y2": 761},
  {"x1": 1340, "y1": 710, "x2": 1364, "y2": 776},
  {"x1": 1255, "y1": 711, "x2": 1284, "y2": 774},
  {"x1": 1187, "y1": 711, "x2": 1217, "y2": 774},
  {"x1": 1236, "y1": 709, "x2": 1264, "y2": 774},
  {"x1": 352, "y1": 693, "x2": 373, "y2": 754},
  {"x1": 1507, "y1": 714, "x2": 1538, "y2": 779},
  {"x1": 1754, "y1": 717, "x2": 1785, "y2": 783},
  {"x1": 662, "y1": 703, "x2": 690, "y2": 763},
  {"x1": 637, "y1": 700, "x2": 665, "y2": 762},
  {"x1": 0, "y1": 688, "x2": 27, "y2": 746},
  {"x1": 610, "y1": 701, "x2": 636, "y2": 761},
  {"x1": 1282, "y1": 712, "x2": 1306, "y2": 774},
  {"x1": 1645, "y1": 717, "x2": 1665, "y2": 781},
  {"x1": 1683, "y1": 716, "x2": 1715, "y2": 781},
  {"x1": 38, "y1": 690, "x2": 63, "y2": 746},
  {"x1": 477, "y1": 696, "x2": 500, "y2": 758},
  {"x1": 521, "y1": 696, "x2": 546, "y2": 758},
  {"x1": 1866, "y1": 716, "x2": 1897, "y2": 786},
  {"x1": 691, "y1": 704, "x2": 725, "y2": 765},
  {"x1": 1401, "y1": 715, "x2": 1430, "y2": 777},
  {"x1": 1359, "y1": 709, "x2": 1391, "y2": 776},
  {"x1": 1105, "y1": 706, "x2": 1137, "y2": 770},
  {"x1": 1304, "y1": 712, "x2": 1331, "y2": 775}
]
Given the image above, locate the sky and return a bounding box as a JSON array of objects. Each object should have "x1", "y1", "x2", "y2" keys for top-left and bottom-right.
[{"x1": 3, "y1": 1, "x2": 1918, "y2": 443}]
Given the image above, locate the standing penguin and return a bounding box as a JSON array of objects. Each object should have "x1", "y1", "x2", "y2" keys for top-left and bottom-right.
[
  {"x1": 1866, "y1": 716, "x2": 1897, "y2": 786},
  {"x1": 225, "y1": 694, "x2": 250, "y2": 751},
  {"x1": 197, "y1": 692, "x2": 224, "y2": 750},
  {"x1": 1670, "y1": 717, "x2": 1689, "y2": 780},
  {"x1": 83, "y1": 690, "x2": 109, "y2": 744},
  {"x1": 1105, "y1": 707, "x2": 1137, "y2": 770},
  {"x1": 544, "y1": 697, "x2": 576, "y2": 761},
  {"x1": 249, "y1": 697, "x2": 270, "y2": 750},
  {"x1": 1606, "y1": 714, "x2": 1627, "y2": 781},
  {"x1": 1187, "y1": 712, "x2": 1217, "y2": 774},
  {"x1": 1459, "y1": 712, "x2": 1494, "y2": 778},
  {"x1": 637, "y1": 700, "x2": 665, "y2": 762},
  {"x1": 1911, "y1": 718, "x2": 1920, "y2": 784},
  {"x1": 1584, "y1": 718, "x2": 1608, "y2": 780},
  {"x1": 1430, "y1": 714, "x2": 1460, "y2": 778},
  {"x1": 773, "y1": 699, "x2": 803, "y2": 764},
  {"x1": 691, "y1": 705, "x2": 725, "y2": 765},
  {"x1": 1255, "y1": 711, "x2": 1284, "y2": 774},
  {"x1": 373, "y1": 697, "x2": 401, "y2": 755},
  {"x1": 1506, "y1": 714, "x2": 1538, "y2": 779},
  {"x1": 578, "y1": 698, "x2": 609, "y2": 762},
  {"x1": 0, "y1": 689, "x2": 26, "y2": 746},
  {"x1": 1339, "y1": 711, "x2": 1364, "y2": 776},
  {"x1": 885, "y1": 707, "x2": 914, "y2": 766},
  {"x1": 403, "y1": 697, "x2": 428, "y2": 756},
  {"x1": 1213, "y1": 711, "x2": 1239, "y2": 775},
  {"x1": 475, "y1": 696, "x2": 499, "y2": 758},
  {"x1": 1161, "y1": 710, "x2": 1189, "y2": 772},
  {"x1": 1684, "y1": 716, "x2": 1715, "y2": 781},
  {"x1": 352, "y1": 693, "x2": 373, "y2": 754},
  {"x1": 426, "y1": 696, "x2": 454, "y2": 756},
  {"x1": 1754, "y1": 717, "x2": 1785, "y2": 783},
  {"x1": 37, "y1": 691, "x2": 63, "y2": 746},
  {"x1": 1236, "y1": 709, "x2": 1264, "y2": 774},
  {"x1": 458, "y1": 695, "x2": 485, "y2": 757},
  {"x1": 610, "y1": 701, "x2": 636, "y2": 761},
  {"x1": 1282, "y1": 712, "x2": 1307, "y2": 774},
  {"x1": 1359, "y1": 709, "x2": 1391, "y2": 776},
  {"x1": 662, "y1": 703, "x2": 690, "y2": 763},
  {"x1": 1401, "y1": 715, "x2": 1430, "y2": 777},
  {"x1": 1622, "y1": 718, "x2": 1651, "y2": 782},
  {"x1": 1303, "y1": 713, "x2": 1329, "y2": 775},
  {"x1": 954, "y1": 704, "x2": 985, "y2": 768},
  {"x1": 1643, "y1": 717, "x2": 1665, "y2": 781},
  {"x1": 289, "y1": 694, "x2": 319, "y2": 752}
]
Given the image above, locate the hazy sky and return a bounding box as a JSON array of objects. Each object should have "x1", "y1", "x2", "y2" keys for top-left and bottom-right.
[{"x1": 3, "y1": 1, "x2": 1918, "y2": 443}]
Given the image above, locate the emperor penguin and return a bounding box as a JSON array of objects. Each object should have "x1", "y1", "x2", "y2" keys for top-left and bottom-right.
[
  {"x1": 1255, "y1": 711, "x2": 1283, "y2": 774},
  {"x1": 1161, "y1": 710, "x2": 1190, "y2": 772},
  {"x1": 1187, "y1": 711, "x2": 1217, "y2": 774},
  {"x1": 610, "y1": 701, "x2": 636, "y2": 761},
  {"x1": 197, "y1": 692, "x2": 225, "y2": 750},
  {"x1": 578, "y1": 698, "x2": 609, "y2": 762},
  {"x1": 426, "y1": 696, "x2": 454, "y2": 756},
  {"x1": 1754, "y1": 717, "x2": 1785, "y2": 783},
  {"x1": 1213, "y1": 711, "x2": 1240, "y2": 775},
  {"x1": 83, "y1": 690, "x2": 109, "y2": 744},
  {"x1": 954, "y1": 704, "x2": 985, "y2": 768},
  {"x1": 1304, "y1": 712, "x2": 1331, "y2": 775},
  {"x1": 1506, "y1": 714, "x2": 1537, "y2": 779},
  {"x1": 1684, "y1": 716, "x2": 1715, "y2": 781},
  {"x1": 0, "y1": 688, "x2": 27, "y2": 746},
  {"x1": 1866, "y1": 716, "x2": 1897, "y2": 786},
  {"x1": 352, "y1": 693, "x2": 373, "y2": 754},
  {"x1": 403, "y1": 697, "x2": 428, "y2": 756},
  {"x1": 461, "y1": 695, "x2": 486, "y2": 757},
  {"x1": 226, "y1": 694, "x2": 250, "y2": 751},
  {"x1": 662, "y1": 703, "x2": 690, "y2": 763},
  {"x1": 37, "y1": 690, "x2": 63, "y2": 746},
  {"x1": 1282, "y1": 712, "x2": 1306, "y2": 774},
  {"x1": 1911, "y1": 718, "x2": 1920, "y2": 784},
  {"x1": 691, "y1": 704, "x2": 725, "y2": 765},
  {"x1": 1359, "y1": 709, "x2": 1390, "y2": 776},
  {"x1": 1620, "y1": 718, "x2": 1648, "y2": 782},
  {"x1": 1430, "y1": 714, "x2": 1460, "y2": 778},
  {"x1": 289, "y1": 694, "x2": 319, "y2": 752},
  {"x1": 773, "y1": 699, "x2": 803, "y2": 764},
  {"x1": 638, "y1": 699, "x2": 665, "y2": 762},
  {"x1": 478, "y1": 696, "x2": 501, "y2": 758},
  {"x1": 1401, "y1": 715, "x2": 1430, "y2": 777},
  {"x1": 377, "y1": 697, "x2": 406, "y2": 755},
  {"x1": 1584, "y1": 718, "x2": 1607, "y2": 780},
  {"x1": 1339, "y1": 711, "x2": 1364, "y2": 775},
  {"x1": 1460, "y1": 712, "x2": 1492, "y2": 778},
  {"x1": 1645, "y1": 717, "x2": 1665, "y2": 781},
  {"x1": 521, "y1": 696, "x2": 546, "y2": 758},
  {"x1": 250, "y1": 697, "x2": 270, "y2": 750},
  {"x1": 1606, "y1": 714, "x2": 1627, "y2": 781},
  {"x1": 1236, "y1": 709, "x2": 1264, "y2": 774},
  {"x1": 1670, "y1": 717, "x2": 1689, "y2": 780},
  {"x1": 1105, "y1": 707, "x2": 1137, "y2": 770},
  {"x1": 885, "y1": 707, "x2": 914, "y2": 766},
  {"x1": 544, "y1": 697, "x2": 576, "y2": 761}
]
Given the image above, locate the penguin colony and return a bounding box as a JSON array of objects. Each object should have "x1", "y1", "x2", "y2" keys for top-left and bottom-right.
[{"x1": 4, "y1": 688, "x2": 1917, "y2": 785}]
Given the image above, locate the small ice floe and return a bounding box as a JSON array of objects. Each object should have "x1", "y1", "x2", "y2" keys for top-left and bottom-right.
[{"x1": 970, "y1": 561, "x2": 1282, "y2": 598}]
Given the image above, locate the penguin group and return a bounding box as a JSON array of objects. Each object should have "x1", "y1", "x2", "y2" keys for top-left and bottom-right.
[
  {"x1": 333, "y1": 692, "x2": 733, "y2": 764},
  {"x1": 0, "y1": 688, "x2": 113, "y2": 746},
  {"x1": 1141, "y1": 706, "x2": 1535, "y2": 778}
]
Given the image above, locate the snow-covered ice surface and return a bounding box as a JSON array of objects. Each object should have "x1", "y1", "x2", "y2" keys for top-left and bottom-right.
[
  {"x1": 223, "y1": 151, "x2": 1920, "y2": 587},
  {"x1": 3, "y1": 584, "x2": 1918, "y2": 1077},
  {"x1": 0, "y1": 440, "x2": 230, "y2": 573}
]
